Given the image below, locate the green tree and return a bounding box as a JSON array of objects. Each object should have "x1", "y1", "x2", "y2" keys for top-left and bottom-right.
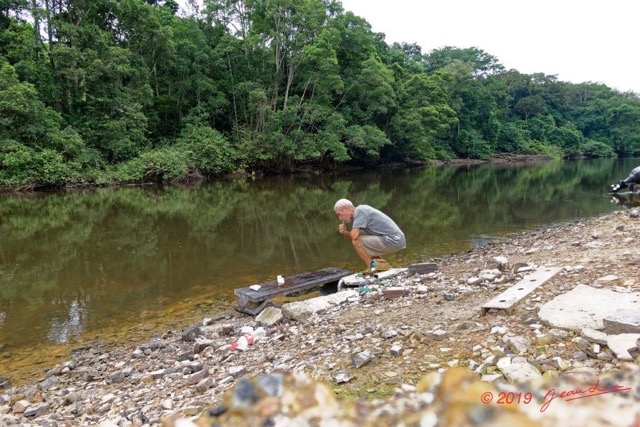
[{"x1": 390, "y1": 72, "x2": 457, "y2": 160}]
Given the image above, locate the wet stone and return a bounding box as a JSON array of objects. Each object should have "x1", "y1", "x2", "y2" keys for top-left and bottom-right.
[
  {"x1": 139, "y1": 340, "x2": 163, "y2": 352},
  {"x1": 181, "y1": 326, "x2": 203, "y2": 342},
  {"x1": 0, "y1": 376, "x2": 11, "y2": 389}
]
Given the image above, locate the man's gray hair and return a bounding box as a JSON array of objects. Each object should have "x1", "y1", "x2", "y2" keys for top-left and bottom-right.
[{"x1": 334, "y1": 199, "x2": 354, "y2": 210}]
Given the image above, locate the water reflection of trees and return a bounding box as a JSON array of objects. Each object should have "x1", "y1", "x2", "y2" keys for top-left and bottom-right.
[{"x1": 0, "y1": 158, "x2": 635, "y2": 349}]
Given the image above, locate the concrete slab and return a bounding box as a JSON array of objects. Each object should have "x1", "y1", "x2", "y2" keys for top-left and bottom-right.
[
  {"x1": 538, "y1": 285, "x2": 640, "y2": 332},
  {"x1": 255, "y1": 307, "x2": 283, "y2": 326},
  {"x1": 606, "y1": 334, "x2": 640, "y2": 361},
  {"x1": 603, "y1": 309, "x2": 640, "y2": 334},
  {"x1": 281, "y1": 290, "x2": 359, "y2": 321}
]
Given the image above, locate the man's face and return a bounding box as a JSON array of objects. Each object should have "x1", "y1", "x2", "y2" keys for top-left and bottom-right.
[{"x1": 335, "y1": 206, "x2": 352, "y2": 223}]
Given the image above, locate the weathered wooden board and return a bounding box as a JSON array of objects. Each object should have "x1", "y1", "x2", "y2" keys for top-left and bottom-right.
[
  {"x1": 234, "y1": 267, "x2": 351, "y2": 315},
  {"x1": 481, "y1": 266, "x2": 562, "y2": 315}
]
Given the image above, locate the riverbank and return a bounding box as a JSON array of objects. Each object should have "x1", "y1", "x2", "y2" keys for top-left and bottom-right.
[
  {"x1": 2, "y1": 208, "x2": 640, "y2": 426},
  {"x1": 0, "y1": 154, "x2": 554, "y2": 193}
]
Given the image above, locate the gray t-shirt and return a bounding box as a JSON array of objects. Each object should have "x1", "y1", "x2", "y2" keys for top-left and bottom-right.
[{"x1": 352, "y1": 205, "x2": 406, "y2": 250}]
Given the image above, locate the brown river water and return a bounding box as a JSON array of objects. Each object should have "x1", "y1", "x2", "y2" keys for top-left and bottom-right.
[{"x1": 0, "y1": 158, "x2": 636, "y2": 386}]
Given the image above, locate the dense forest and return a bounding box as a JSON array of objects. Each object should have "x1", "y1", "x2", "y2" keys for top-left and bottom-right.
[{"x1": 1, "y1": 0, "x2": 639, "y2": 188}]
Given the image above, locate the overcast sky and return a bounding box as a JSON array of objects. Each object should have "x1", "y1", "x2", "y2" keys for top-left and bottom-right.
[{"x1": 339, "y1": 0, "x2": 640, "y2": 94}]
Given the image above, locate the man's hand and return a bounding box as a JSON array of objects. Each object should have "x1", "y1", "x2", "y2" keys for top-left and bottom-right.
[{"x1": 338, "y1": 223, "x2": 347, "y2": 234}]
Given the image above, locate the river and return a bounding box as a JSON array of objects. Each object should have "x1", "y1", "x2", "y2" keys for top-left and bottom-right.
[{"x1": 0, "y1": 157, "x2": 637, "y2": 385}]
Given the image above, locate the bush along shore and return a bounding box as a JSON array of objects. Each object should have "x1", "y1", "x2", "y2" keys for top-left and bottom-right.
[{"x1": 2, "y1": 209, "x2": 640, "y2": 426}]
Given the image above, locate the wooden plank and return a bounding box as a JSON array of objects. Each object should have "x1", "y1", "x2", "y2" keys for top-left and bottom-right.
[
  {"x1": 234, "y1": 267, "x2": 352, "y2": 303},
  {"x1": 481, "y1": 266, "x2": 562, "y2": 315}
]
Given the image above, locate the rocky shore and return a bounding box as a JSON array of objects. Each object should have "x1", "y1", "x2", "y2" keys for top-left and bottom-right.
[{"x1": 2, "y1": 209, "x2": 640, "y2": 426}]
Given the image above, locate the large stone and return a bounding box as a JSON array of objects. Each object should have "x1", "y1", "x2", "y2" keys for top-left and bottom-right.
[
  {"x1": 255, "y1": 307, "x2": 284, "y2": 326},
  {"x1": 282, "y1": 290, "x2": 358, "y2": 321},
  {"x1": 383, "y1": 287, "x2": 408, "y2": 300},
  {"x1": 505, "y1": 336, "x2": 531, "y2": 355},
  {"x1": 407, "y1": 263, "x2": 438, "y2": 274},
  {"x1": 603, "y1": 309, "x2": 640, "y2": 334},
  {"x1": 352, "y1": 351, "x2": 374, "y2": 369},
  {"x1": 606, "y1": 334, "x2": 640, "y2": 361},
  {"x1": 500, "y1": 362, "x2": 542, "y2": 383},
  {"x1": 580, "y1": 328, "x2": 608, "y2": 345},
  {"x1": 538, "y1": 285, "x2": 640, "y2": 332},
  {"x1": 486, "y1": 256, "x2": 509, "y2": 271}
]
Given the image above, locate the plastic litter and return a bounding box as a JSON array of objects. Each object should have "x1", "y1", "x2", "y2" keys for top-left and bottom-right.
[
  {"x1": 252, "y1": 327, "x2": 267, "y2": 341},
  {"x1": 231, "y1": 333, "x2": 254, "y2": 351}
]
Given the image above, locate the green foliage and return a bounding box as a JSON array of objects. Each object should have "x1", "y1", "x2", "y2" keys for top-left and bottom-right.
[
  {"x1": 108, "y1": 146, "x2": 189, "y2": 182},
  {"x1": 175, "y1": 123, "x2": 237, "y2": 174},
  {"x1": 0, "y1": 141, "x2": 81, "y2": 186},
  {"x1": 344, "y1": 124, "x2": 390, "y2": 158},
  {"x1": 453, "y1": 129, "x2": 493, "y2": 159},
  {"x1": 496, "y1": 121, "x2": 528, "y2": 153},
  {"x1": 582, "y1": 139, "x2": 616, "y2": 158},
  {"x1": 0, "y1": 0, "x2": 639, "y2": 188},
  {"x1": 519, "y1": 140, "x2": 563, "y2": 159},
  {"x1": 0, "y1": 63, "x2": 62, "y2": 146},
  {"x1": 107, "y1": 116, "x2": 238, "y2": 183},
  {"x1": 548, "y1": 125, "x2": 584, "y2": 158},
  {"x1": 391, "y1": 72, "x2": 457, "y2": 160}
]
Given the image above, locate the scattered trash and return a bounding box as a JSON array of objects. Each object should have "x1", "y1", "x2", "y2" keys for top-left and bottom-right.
[
  {"x1": 357, "y1": 286, "x2": 371, "y2": 294},
  {"x1": 250, "y1": 285, "x2": 261, "y2": 291},
  {"x1": 277, "y1": 275, "x2": 285, "y2": 286},
  {"x1": 252, "y1": 327, "x2": 267, "y2": 341},
  {"x1": 231, "y1": 333, "x2": 254, "y2": 351}
]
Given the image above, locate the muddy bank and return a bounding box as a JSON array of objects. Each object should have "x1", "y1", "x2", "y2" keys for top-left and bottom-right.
[{"x1": 1, "y1": 208, "x2": 640, "y2": 426}]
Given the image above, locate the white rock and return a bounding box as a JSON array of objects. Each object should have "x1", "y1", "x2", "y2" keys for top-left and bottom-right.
[
  {"x1": 538, "y1": 285, "x2": 640, "y2": 332},
  {"x1": 607, "y1": 334, "x2": 640, "y2": 361},
  {"x1": 501, "y1": 362, "x2": 542, "y2": 383}
]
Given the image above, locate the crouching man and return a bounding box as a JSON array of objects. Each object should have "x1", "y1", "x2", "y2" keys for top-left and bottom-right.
[
  {"x1": 612, "y1": 166, "x2": 640, "y2": 192},
  {"x1": 334, "y1": 199, "x2": 406, "y2": 271}
]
